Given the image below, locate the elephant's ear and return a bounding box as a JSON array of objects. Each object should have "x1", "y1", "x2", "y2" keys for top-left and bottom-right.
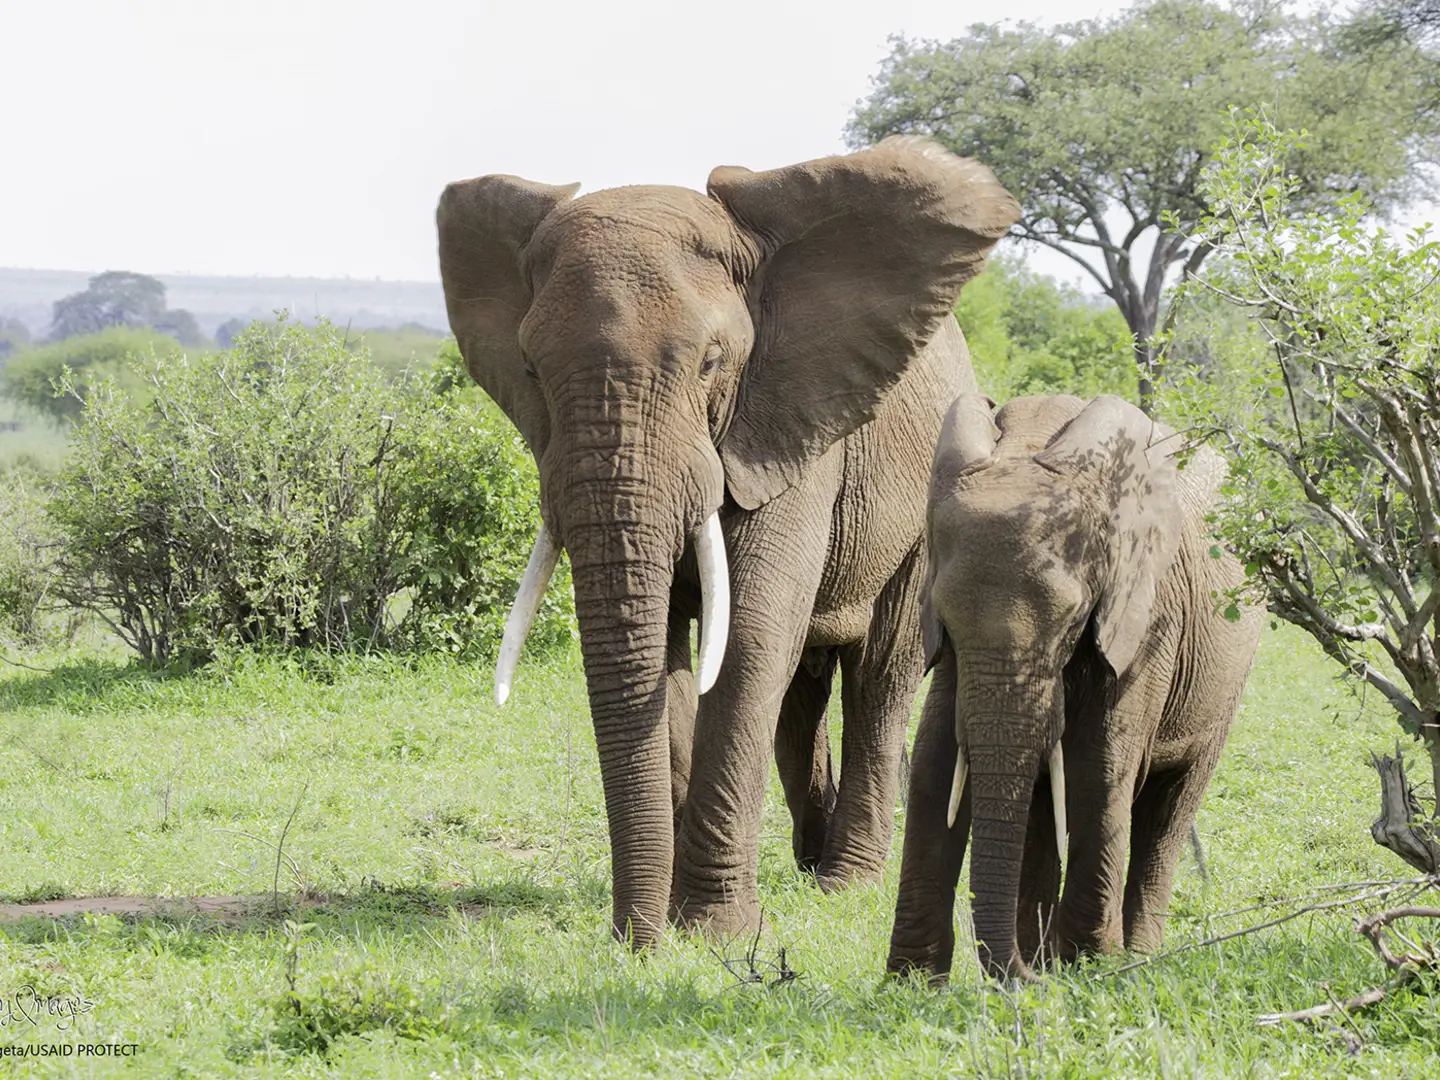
[
  {"x1": 920, "y1": 392, "x2": 1000, "y2": 671},
  {"x1": 707, "y1": 137, "x2": 1020, "y2": 509},
  {"x1": 436, "y1": 174, "x2": 579, "y2": 458},
  {"x1": 1034, "y1": 395, "x2": 1183, "y2": 677}
]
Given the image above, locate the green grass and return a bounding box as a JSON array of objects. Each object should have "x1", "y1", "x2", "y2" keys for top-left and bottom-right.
[
  {"x1": 1, "y1": 624, "x2": 1436, "y2": 1077},
  {"x1": 0, "y1": 398, "x2": 68, "y2": 472},
  {"x1": 346, "y1": 326, "x2": 445, "y2": 381}
]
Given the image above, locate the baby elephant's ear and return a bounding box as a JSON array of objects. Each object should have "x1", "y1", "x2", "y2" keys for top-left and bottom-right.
[
  {"x1": 933, "y1": 392, "x2": 1001, "y2": 481},
  {"x1": 1034, "y1": 395, "x2": 1183, "y2": 676},
  {"x1": 708, "y1": 137, "x2": 1020, "y2": 509},
  {"x1": 919, "y1": 557, "x2": 945, "y2": 673}
]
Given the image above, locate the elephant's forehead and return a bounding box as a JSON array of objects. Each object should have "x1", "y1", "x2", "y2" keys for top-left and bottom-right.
[
  {"x1": 521, "y1": 189, "x2": 752, "y2": 354},
  {"x1": 529, "y1": 187, "x2": 741, "y2": 276},
  {"x1": 938, "y1": 467, "x2": 1096, "y2": 564},
  {"x1": 994, "y1": 395, "x2": 1086, "y2": 454}
]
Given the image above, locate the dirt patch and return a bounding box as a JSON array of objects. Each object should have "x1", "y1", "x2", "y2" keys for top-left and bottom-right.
[
  {"x1": 0, "y1": 891, "x2": 497, "y2": 924},
  {"x1": 0, "y1": 895, "x2": 311, "y2": 923}
]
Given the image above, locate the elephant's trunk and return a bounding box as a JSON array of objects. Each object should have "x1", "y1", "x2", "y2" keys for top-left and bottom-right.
[
  {"x1": 566, "y1": 508, "x2": 676, "y2": 946},
  {"x1": 962, "y1": 665, "x2": 1062, "y2": 980},
  {"x1": 539, "y1": 373, "x2": 726, "y2": 948}
]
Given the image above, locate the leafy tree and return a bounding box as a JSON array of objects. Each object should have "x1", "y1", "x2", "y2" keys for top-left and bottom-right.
[
  {"x1": 848, "y1": 0, "x2": 1440, "y2": 410},
  {"x1": 1164, "y1": 113, "x2": 1439, "y2": 872},
  {"x1": 50, "y1": 271, "x2": 168, "y2": 340},
  {"x1": 1350, "y1": 0, "x2": 1440, "y2": 45},
  {"x1": 150, "y1": 308, "x2": 206, "y2": 346},
  {"x1": 46, "y1": 323, "x2": 574, "y2": 666},
  {"x1": 956, "y1": 255, "x2": 1137, "y2": 401}
]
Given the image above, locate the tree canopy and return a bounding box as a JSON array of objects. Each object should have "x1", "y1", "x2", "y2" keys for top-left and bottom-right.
[
  {"x1": 848, "y1": 0, "x2": 1440, "y2": 409},
  {"x1": 50, "y1": 271, "x2": 168, "y2": 340},
  {"x1": 0, "y1": 318, "x2": 29, "y2": 361}
]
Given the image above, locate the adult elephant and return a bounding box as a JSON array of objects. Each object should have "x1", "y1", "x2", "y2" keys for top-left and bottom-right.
[
  {"x1": 437, "y1": 138, "x2": 1019, "y2": 946},
  {"x1": 886, "y1": 394, "x2": 1263, "y2": 981}
]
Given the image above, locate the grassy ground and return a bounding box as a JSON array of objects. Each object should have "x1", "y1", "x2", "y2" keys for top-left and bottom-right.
[
  {"x1": 0, "y1": 400, "x2": 68, "y2": 472},
  {"x1": 0, "y1": 624, "x2": 1436, "y2": 1078}
]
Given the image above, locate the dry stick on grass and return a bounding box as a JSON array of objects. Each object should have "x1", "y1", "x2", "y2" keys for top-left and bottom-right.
[
  {"x1": 271, "y1": 782, "x2": 309, "y2": 918},
  {"x1": 1258, "y1": 906, "x2": 1440, "y2": 1026},
  {"x1": 1092, "y1": 877, "x2": 1438, "y2": 980}
]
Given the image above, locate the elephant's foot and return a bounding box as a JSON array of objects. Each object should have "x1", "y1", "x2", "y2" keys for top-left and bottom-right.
[
  {"x1": 1054, "y1": 919, "x2": 1124, "y2": 965},
  {"x1": 1122, "y1": 910, "x2": 1167, "y2": 955},
  {"x1": 610, "y1": 904, "x2": 668, "y2": 951},
  {"x1": 885, "y1": 942, "x2": 952, "y2": 985},
  {"x1": 791, "y1": 812, "x2": 830, "y2": 875},
  {"x1": 813, "y1": 855, "x2": 886, "y2": 893},
  {"x1": 668, "y1": 895, "x2": 761, "y2": 941}
]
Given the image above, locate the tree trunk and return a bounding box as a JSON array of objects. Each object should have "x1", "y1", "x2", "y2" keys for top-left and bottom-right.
[
  {"x1": 1369, "y1": 735, "x2": 1440, "y2": 875},
  {"x1": 1136, "y1": 335, "x2": 1161, "y2": 417}
]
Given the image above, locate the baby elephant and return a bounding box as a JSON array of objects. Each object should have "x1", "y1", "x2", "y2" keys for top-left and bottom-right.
[{"x1": 887, "y1": 393, "x2": 1262, "y2": 981}]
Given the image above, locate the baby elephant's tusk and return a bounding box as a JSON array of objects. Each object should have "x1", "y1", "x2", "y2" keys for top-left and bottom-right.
[{"x1": 1049, "y1": 741, "x2": 1067, "y2": 865}]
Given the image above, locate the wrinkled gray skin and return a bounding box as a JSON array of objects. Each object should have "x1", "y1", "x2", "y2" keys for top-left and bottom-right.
[
  {"x1": 887, "y1": 393, "x2": 1263, "y2": 981},
  {"x1": 437, "y1": 138, "x2": 1020, "y2": 946}
]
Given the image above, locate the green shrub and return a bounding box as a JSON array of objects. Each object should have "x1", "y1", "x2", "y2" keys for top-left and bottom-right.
[
  {"x1": 0, "y1": 466, "x2": 55, "y2": 644},
  {"x1": 393, "y1": 339, "x2": 574, "y2": 658},
  {"x1": 957, "y1": 255, "x2": 1138, "y2": 403},
  {"x1": 47, "y1": 322, "x2": 574, "y2": 666},
  {"x1": 1, "y1": 327, "x2": 179, "y2": 426}
]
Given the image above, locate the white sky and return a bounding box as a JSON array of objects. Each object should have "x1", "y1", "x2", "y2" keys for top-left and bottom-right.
[{"x1": 2, "y1": 0, "x2": 1137, "y2": 284}]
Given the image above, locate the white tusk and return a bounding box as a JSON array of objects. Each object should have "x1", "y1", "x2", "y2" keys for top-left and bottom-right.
[
  {"x1": 1049, "y1": 741, "x2": 1067, "y2": 865},
  {"x1": 694, "y1": 512, "x2": 730, "y2": 695},
  {"x1": 946, "y1": 749, "x2": 968, "y2": 829},
  {"x1": 494, "y1": 523, "x2": 560, "y2": 707}
]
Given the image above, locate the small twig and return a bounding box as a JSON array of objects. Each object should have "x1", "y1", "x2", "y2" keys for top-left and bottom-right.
[
  {"x1": 1093, "y1": 880, "x2": 1423, "y2": 980},
  {"x1": 0, "y1": 652, "x2": 54, "y2": 673},
  {"x1": 1258, "y1": 906, "x2": 1440, "y2": 1026},
  {"x1": 1188, "y1": 876, "x2": 1435, "y2": 923}
]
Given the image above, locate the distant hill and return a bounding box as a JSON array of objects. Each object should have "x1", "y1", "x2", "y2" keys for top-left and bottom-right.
[{"x1": 0, "y1": 267, "x2": 450, "y2": 340}]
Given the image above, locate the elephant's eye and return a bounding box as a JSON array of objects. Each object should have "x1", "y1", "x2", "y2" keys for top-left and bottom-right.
[
  {"x1": 700, "y1": 344, "x2": 724, "y2": 377},
  {"x1": 522, "y1": 358, "x2": 538, "y2": 380}
]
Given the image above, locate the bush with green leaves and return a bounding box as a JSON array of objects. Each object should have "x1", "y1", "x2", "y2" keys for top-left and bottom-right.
[
  {"x1": 957, "y1": 255, "x2": 1138, "y2": 402},
  {"x1": 0, "y1": 466, "x2": 55, "y2": 644},
  {"x1": 1, "y1": 326, "x2": 178, "y2": 426},
  {"x1": 1162, "y1": 110, "x2": 1440, "y2": 871},
  {"x1": 47, "y1": 322, "x2": 573, "y2": 666},
  {"x1": 392, "y1": 339, "x2": 574, "y2": 658}
]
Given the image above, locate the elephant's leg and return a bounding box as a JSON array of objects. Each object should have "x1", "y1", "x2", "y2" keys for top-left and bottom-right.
[
  {"x1": 773, "y1": 647, "x2": 840, "y2": 873},
  {"x1": 1016, "y1": 771, "x2": 1061, "y2": 968},
  {"x1": 1122, "y1": 746, "x2": 1224, "y2": 953},
  {"x1": 886, "y1": 650, "x2": 968, "y2": 982},
  {"x1": 670, "y1": 486, "x2": 833, "y2": 936},
  {"x1": 1053, "y1": 678, "x2": 1157, "y2": 961},
  {"x1": 817, "y1": 539, "x2": 926, "y2": 890},
  {"x1": 666, "y1": 607, "x2": 698, "y2": 832}
]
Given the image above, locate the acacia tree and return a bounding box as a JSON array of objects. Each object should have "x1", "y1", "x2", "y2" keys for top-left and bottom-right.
[
  {"x1": 50, "y1": 271, "x2": 168, "y2": 341},
  {"x1": 1165, "y1": 113, "x2": 1439, "y2": 873},
  {"x1": 847, "y1": 0, "x2": 1440, "y2": 411}
]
